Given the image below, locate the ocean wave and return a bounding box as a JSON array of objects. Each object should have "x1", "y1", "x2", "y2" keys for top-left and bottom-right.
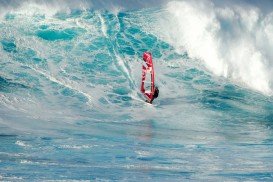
[{"x1": 152, "y1": 0, "x2": 273, "y2": 95}]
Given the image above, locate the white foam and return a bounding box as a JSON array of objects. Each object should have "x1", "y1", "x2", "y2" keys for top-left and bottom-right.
[
  {"x1": 15, "y1": 140, "x2": 30, "y2": 147},
  {"x1": 116, "y1": 55, "x2": 133, "y2": 83},
  {"x1": 29, "y1": 66, "x2": 94, "y2": 106},
  {"x1": 98, "y1": 13, "x2": 107, "y2": 37},
  {"x1": 156, "y1": 0, "x2": 273, "y2": 95},
  {"x1": 135, "y1": 150, "x2": 152, "y2": 157},
  {"x1": 0, "y1": 0, "x2": 93, "y2": 18},
  {"x1": 20, "y1": 160, "x2": 33, "y2": 164},
  {"x1": 60, "y1": 144, "x2": 97, "y2": 149}
]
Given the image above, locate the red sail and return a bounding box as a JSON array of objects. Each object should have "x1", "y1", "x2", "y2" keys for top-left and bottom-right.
[{"x1": 140, "y1": 52, "x2": 155, "y2": 102}]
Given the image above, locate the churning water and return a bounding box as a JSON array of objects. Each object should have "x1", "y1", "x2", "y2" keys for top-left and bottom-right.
[{"x1": 1, "y1": 0, "x2": 273, "y2": 181}]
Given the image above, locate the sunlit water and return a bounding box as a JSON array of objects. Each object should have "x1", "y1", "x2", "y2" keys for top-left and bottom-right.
[{"x1": 1, "y1": 2, "x2": 273, "y2": 181}]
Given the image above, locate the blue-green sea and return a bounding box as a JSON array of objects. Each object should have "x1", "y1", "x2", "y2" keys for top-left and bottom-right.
[{"x1": 1, "y1": 0, "x2": 273, "y2": 181}]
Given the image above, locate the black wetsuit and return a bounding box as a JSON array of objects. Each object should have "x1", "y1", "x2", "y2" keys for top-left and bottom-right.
[{"x1": 148, "y1": 88, "x2": 159, "y2": 104}]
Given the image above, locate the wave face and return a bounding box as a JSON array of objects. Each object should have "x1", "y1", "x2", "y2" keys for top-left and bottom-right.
[{"x1": 1, "y1": 0, "x2": 273, "y2": 181}]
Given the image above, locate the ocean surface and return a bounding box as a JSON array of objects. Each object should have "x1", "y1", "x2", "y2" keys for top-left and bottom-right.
[{"x1": 1, "y1": 0, "x2": 273, "y2": 181}]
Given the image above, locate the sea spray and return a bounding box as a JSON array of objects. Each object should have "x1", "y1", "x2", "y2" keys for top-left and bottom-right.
[{"x1": 155, "y1": 0, "x2": 273, "y2": 95}]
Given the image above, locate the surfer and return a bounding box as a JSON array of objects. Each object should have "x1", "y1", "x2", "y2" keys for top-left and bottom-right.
[
  {"x1": 147, "y1": 86, "x2": 159, "y2": 104},
  {"x1": 141, "y1": 52, "x2": 159, "y2": 104}
]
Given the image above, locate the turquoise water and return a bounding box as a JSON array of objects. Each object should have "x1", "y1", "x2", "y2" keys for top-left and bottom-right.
[{"x1": 1, "y1": 3, "x2": 273, "y2": 181}]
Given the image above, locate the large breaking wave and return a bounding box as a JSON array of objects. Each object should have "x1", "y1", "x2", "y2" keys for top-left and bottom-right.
[{"x1": 154, "y1": 0, "x2": 273, "y2": 95}]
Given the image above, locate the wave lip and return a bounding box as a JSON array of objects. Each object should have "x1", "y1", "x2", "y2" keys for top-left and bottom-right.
[{"x1": 163, "y1": 0, "x2": 273, "y2": 95}]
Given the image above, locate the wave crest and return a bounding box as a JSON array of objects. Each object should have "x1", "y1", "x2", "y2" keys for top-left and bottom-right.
[{"x1": 161, "y1": 0, "x2": 273, "y2": 95}]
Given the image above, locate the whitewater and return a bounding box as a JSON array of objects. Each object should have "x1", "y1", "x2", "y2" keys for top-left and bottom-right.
[{"x1": 1, "y1": 0, "x2": 273, "y2": 181}]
